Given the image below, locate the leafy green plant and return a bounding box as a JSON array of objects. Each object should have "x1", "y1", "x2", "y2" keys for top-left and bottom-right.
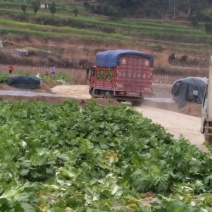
[
  {"x1": 0, "y1": 98, "x2": 211, "y2": 210},
  {"x1": 151, "y1": 198, "x2": 201, "y2": 212},
  {"x1": 40, "y1": 72, "x2": 71, "y2": 84},
  {"x1": 131, "y1": 164, "x2": 170, "y2": 192},
  {"x1": 0, "y1": 73, "x2": 9, "y2": 83}
]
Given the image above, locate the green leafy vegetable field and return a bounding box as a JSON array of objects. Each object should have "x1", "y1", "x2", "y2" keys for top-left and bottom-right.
[{"x1": 0, "y1": 100, "x2": 211, "y2": 211}]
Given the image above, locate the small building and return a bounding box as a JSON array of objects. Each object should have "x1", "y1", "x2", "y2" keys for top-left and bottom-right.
[{"x1": 40, "y1": 1, "x2": 50, "y2": 9}]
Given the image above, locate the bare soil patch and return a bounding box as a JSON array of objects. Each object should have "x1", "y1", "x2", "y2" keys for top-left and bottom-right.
[
  {"x1": 0, "y1": 83, "x2": 202, "y2": 117},
  {"x1": 51, "y1": 85, "x2": 91, "y2": 99},
  {"x1": 0, "y1": 83, "x2": 120, "y2": 107},
  {"x1": 136, "y1": 106, "x2": 207, "y2": 152},
  {"x1": 143, "y1": 101, "x2": 202, "y2": 117},
  {"x1": 51, "y1": 84, "x2": 202, "y2": 117}
]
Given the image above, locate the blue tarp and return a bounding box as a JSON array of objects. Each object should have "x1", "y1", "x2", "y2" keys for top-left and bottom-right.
[{"x1": 96, "y1": 49, "x2": 154, "y2": 67}]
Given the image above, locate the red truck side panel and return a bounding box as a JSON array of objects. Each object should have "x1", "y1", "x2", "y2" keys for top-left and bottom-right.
[{"x1": 90, "y1": 54, "x2": 153, "y2": 98}]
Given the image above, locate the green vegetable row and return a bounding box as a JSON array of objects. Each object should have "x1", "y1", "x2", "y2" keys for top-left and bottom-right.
[{"x1": 0, "y1": 100, "x2": 211, "y2": 211}]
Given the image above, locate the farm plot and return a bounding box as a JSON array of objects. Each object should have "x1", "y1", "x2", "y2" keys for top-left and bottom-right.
[
  {"x1": 0, "y1": 100, "x2": 211, "y2": 211},
  {"x1": 0, "y1": 65, "x2": 87, "y2": 85},
  {"x1": 0, "y1": 64, "x2": 184, "y2": 86}
]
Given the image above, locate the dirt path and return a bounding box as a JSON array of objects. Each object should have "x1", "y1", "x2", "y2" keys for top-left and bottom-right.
[
  {"x1": 51, "y1": 85, "x2": 207, "y2": 151},
  {"x1": 51, "y1": 85, "x2": 91, "y2": 99},
  {"x1": 136, "y1": 106, "x2": 207, "y2": 152}
]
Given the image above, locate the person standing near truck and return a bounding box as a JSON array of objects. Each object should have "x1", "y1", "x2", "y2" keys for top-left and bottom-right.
[
  {"x1": 8, "y1": 64, "x2": 14, "y2": 74},
  {"x1": 50, "y1": 66, "x2": 55, "y2": 75}
]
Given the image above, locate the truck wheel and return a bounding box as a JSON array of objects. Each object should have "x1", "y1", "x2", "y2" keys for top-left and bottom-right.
[
  {"x1": 104, "y1": 91, "x2": 113, "y2": 99},
  {"x1": 91, "y1": 89, "x2": 97, "y2": 98},
  {"x1": 131, "y1": 101, "x2": 142, "y2": 106},
  {"x1": 204, "y1": 135, "x2": 212, "y2": 143}
]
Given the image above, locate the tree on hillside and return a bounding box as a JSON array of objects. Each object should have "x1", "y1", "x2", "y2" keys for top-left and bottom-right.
[
  {"x1": 49, "y1": 2, "x2": 56, "y2": 16},
  {"x1": 94, "y1": 0, "x2": 211, "y2": 19},
  {"x1": 190, "y1": 15, "x2": 199, "y2": 27},
  {"x1": 73, "y1": 8, "x2": 79, "y2": 17},
  {"x1": 21, "y1": 3, "x2": 27, "y2": 15},
  {"x1": 31, "y1": 0, "x2": 40, "y2": 15},
  {"x1": 205, "y1": 22, "x2": 212, "y2": 34}
]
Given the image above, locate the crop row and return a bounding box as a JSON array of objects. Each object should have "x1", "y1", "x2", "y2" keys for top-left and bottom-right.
[
  {"x1": 0, "y1": 2, "x2": 211, "y2": 46},
  {"x1": 0, "y1": 65, "x2": 88, "y2": 85},
  {"x1": 0, "y1": 100, "x2": 211, "y2": 211}
]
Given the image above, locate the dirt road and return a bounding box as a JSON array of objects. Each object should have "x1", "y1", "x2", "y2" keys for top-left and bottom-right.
[
  {"x1": 51, "y1": 85, "x2": 207, "y2": 151},
  {"x1": 136, "y1": 106, "x2": 207, "y2": 151},
  {"x1": 51, "y1": 85, "x2": 91, "y2": 99}
]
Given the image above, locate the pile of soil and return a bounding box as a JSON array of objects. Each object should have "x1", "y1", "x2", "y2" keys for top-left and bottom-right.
[{"x1": 179, "y1": 103, "x2": 202, "y2": 117}]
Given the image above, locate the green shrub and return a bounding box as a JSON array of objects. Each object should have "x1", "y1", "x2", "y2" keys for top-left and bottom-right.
[
  {"x1": 190, "y1": 16, "x2": 199, "y2": 27},
  {"x1": 40, "y1": 72, "x2": 71, "y2": 84},
  {"x1": 180, "y1": 55, "x2": 188, "y2": 63},
  {"x1": 205, "y1": 22, "x2": 212, "y2": 34},
  {"x1": 152, "y1": 44, "x2": 164, "y2": 52},
  {"x1": 168, "y1": 53, "x2": 176, "y2": 61},
  {"x1": 154, "y1": 66, "x2": 168, "y2": 75},
  {"x1": 0, "y1": 73, "x2": 9, "y2": 83}
]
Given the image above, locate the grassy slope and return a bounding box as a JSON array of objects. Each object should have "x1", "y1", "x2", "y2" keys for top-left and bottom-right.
[
  {"x1": 0, "y1": 2, "x2": 211, "y2": 53},
  {"x1": 0, "y1": 1, "x2": 212, "y2": 74}
]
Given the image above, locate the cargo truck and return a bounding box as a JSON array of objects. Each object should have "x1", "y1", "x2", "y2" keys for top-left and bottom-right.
[
  {"x1": 201, "y1": 54, "x2": 212, "y2": 142},
  {"x1": 86, "y1": 49, "x2": 154, "y2": 106}
]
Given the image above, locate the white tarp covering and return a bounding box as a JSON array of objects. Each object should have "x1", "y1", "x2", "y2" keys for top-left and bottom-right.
[{"x1": 16, "y1": 49, "x2": 29, "y2": 55}]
